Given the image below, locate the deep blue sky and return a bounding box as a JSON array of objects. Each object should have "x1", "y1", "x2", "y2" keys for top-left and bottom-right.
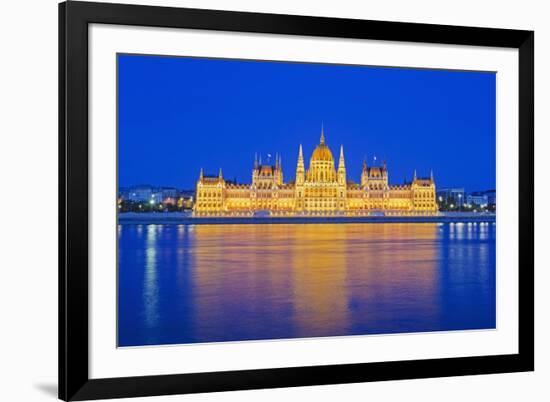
[{"x1": 118, "y1": 54, "x2": 496, "y2": 191}]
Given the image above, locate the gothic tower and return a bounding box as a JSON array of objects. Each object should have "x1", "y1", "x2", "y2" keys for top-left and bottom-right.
[
  {"x1": 295, "y1": 144, "x2": 305, "y2": 210},
  {"x1": 337, "y1": 145, "x2": 346, "y2": 185},
  {"x1": 296, "y1": 144, "x2": 305, "y2": 185},
  {"x1": 275, "y1": 154, "x2": 283, "y2": 186},
  {"x1": 337, "y1": 145, "x2": 347, "y2": 210},
  {"x1": 361, "y1": 160, "x2": 368, "y2": 188}
]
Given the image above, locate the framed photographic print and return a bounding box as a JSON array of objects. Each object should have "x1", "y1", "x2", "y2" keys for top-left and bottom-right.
[{"x1": 59, "y1": 1, "x2": 534, "y2": 400}]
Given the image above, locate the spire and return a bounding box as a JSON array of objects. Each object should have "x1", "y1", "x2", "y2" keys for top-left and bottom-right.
[
  {"x1": 430, "y1": 169, "x2": 434, "y2": 181},
  {"x1": 338, "y1": 145, "x2": 346, "y2": 170},
  {"x1": 338, "y1": 145, "x2": 346, "y2": 185},
  {"x1": 361, "y1": 159, "x2": 368, "y2": 187},
  {"x1": 296, "y1": 144, "x2": 305, "y2": 184},
  {"x1": 297, "y1": 144, "x2": 304, "y2": 171},
  {"x1": 254, "y1": 152, "x2": 258, "y2": 168},
  {"x1": 320, "y1": 123, "x2": 325, "y2": 145},
  {"x1": 218, "y1": 167, "x2": 223, "y2": 179},
  {"x1": 275, "y1": 152, "x2": 279, "y2": 168},
  {"x1": 259, "y1": 154, "x2": 262, "y2": 165},
  {"x1": 276, "y1": 154, "x2": 283, "y2": 185},
  {"x1": 413, "y1": 169, "x2": 417, "y2": 180},
  {"x1": 199, "y1": 167, "x2": 203, "y2": 180}
]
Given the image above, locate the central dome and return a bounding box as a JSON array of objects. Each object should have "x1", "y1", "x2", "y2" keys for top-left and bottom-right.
[
  {"x1": 311, "y1": 144, "x2": 334, "y2": 161},
  {"x1": 310, "y1": 128, "x2": 334, "y2": 162}
]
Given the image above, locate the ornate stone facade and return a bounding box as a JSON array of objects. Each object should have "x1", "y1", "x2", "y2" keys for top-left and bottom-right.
[{"x1": 193, "y1": 128, "x2": 437, "y2": 216}]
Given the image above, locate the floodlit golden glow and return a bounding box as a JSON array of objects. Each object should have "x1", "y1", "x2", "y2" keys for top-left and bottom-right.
[{"x1": 194, "y1": 130, "x2": 437, "y2": 216}]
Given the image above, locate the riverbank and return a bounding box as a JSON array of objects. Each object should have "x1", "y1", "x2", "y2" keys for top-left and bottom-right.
[{"x1": 118, "y1": 212, "x2": 496, "y2": 225}]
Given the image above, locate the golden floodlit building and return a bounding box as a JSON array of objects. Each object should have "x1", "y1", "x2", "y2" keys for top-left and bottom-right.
[{"x1": 193, "y1": 128, "x2": 437, "y2": 216}]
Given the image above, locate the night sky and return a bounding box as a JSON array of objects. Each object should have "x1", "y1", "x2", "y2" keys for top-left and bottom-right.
[{"x1": 118, "y1": 54, "x2": 496, "y2": 192}]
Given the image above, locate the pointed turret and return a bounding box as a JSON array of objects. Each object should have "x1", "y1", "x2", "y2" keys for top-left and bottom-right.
[
  {"x1": 430, "y1": 169, "x2": 434, "y2": 181},
  {"x1": 199, "y1": 167, "x2": 203, "y2": 181},
  {"x1": 320, "y1": 124, "x2": 325, "y2": 145},
  {"x1": 337, "y1": 145, "x2": 346, "y2": 185},
  {"x1": 254, "y1": 153, "x2": 258, "y2": 169},
  {"x1": 218, "y1": 167, "x2": 223, "y2": 180},
  {"x1": 413, "y1": 169, "x2": 417, "y2": 181},
  {"x1": 338, "y1": 145, "x2": 345, "y2": 167},
  {"x1": 275, "y1": 153, "x2": 283, "y2": 185},
  {"x1": 361, "y1": 159, "x2": 369, "y2": 187},
  {"x1": 296, "y1": 144, "x2": 305, "y2": 185}
]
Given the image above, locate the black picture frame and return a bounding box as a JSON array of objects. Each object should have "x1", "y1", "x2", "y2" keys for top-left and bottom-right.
[{"x1": 59, "y1": 1, "x2": 534, "y2": 400}]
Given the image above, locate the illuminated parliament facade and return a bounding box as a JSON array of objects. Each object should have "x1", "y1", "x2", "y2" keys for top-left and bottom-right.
[{"x1": 193, "y1": 128, "x2": 437, "y2": 216}]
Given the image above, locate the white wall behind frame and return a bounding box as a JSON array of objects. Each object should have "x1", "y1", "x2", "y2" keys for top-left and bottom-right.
[{"x1": 0, "y1": 1, "x2": 546, "y2": 402}]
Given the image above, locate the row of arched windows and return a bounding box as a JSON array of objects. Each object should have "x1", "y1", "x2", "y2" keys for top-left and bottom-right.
[{"x1": 197, "y1": 190, "x2": 222, "y2": 198}]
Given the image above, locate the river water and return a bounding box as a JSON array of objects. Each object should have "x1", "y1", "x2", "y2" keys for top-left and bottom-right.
[{"x1": 118, "y1": 222, "x2": 496, "y2": 347}]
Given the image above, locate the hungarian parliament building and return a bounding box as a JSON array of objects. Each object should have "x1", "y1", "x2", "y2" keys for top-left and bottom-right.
[{"x1": 193, "y1": 128, "x2": 437, "y2": 216}]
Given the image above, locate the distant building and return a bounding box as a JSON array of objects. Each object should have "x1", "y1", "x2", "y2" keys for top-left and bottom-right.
[
  {"x1": 125, "y1": 185, "x2": 180, "y2": 204},
  {"x1": 466, "y1": 192, "x2": 489, "y2": 207},
  {"x1": 176, "y1": 190, "x2": 194, "y2": 209},
  {"x1": 148, "y1": 187, "x2": 176, "y2": 205},
  {"x1": 150, "y1": 190, "x2": 164, "y2": 204},
  {"x1": 178, "y1": 190, "x2": 195, "y2": 199},
  {"x1": 160, "y1": 187, "x2": 177, "y2": 199},
  {"x1": 118, "y1": 187, "x2": 130, "y2": 201},
  {"x1": 437, "y1": 188, "x2": 465, "y2": 207},
  {"x1": 128, "y1": 185, "x2": 153, "y2": 202},
  {"x1": 484, "y1": 189, "x2": 496, "y2": 206}
]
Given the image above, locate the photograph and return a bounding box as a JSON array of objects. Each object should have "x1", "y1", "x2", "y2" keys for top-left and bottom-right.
[
  {"x1": 116, "y1": 54, "x2": 497, "y2": 347},
  {"x1": 0, "y1": 0, "x2": 540, "y2": 400}
]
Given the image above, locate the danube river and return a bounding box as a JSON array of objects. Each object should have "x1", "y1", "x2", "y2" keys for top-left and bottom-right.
[{"x1": 118, "y1": 223, "x2": 496, "y2": 347}]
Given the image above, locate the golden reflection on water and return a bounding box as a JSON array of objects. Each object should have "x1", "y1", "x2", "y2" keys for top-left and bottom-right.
[{"x1": 190, "y1": 223, "x2": 439, "y2": 339}]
